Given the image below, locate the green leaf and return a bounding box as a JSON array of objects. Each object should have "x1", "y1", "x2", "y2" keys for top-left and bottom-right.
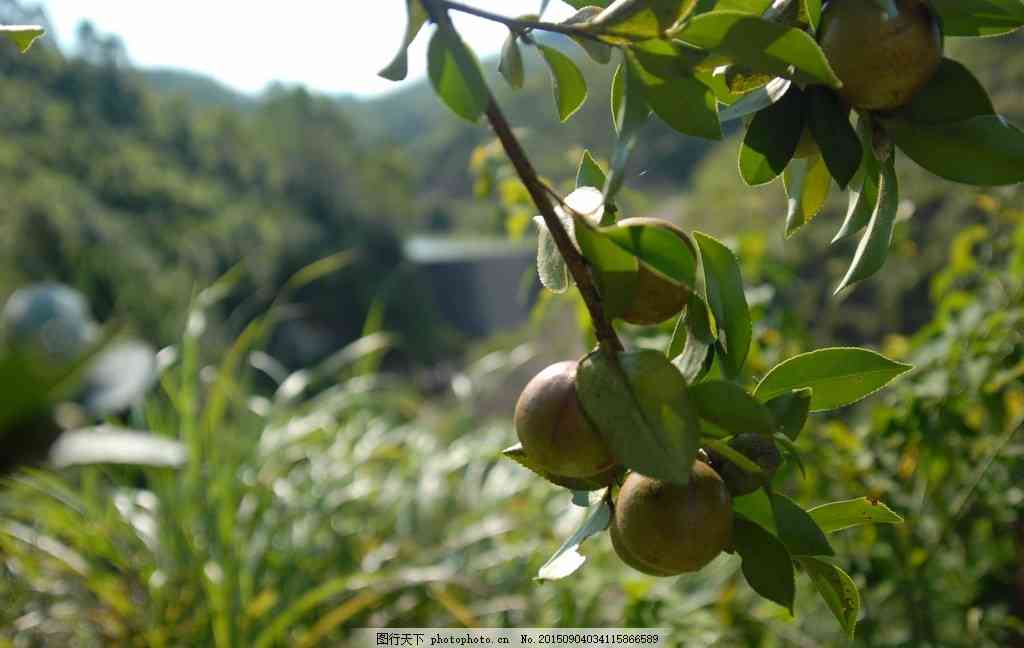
[
  {"x1": 499, "y1": 32, "x2": 526, "y2": 89},
  {"x1": 537, "y1": 44, "x2": 589, "y2": 122},
  {"x1": 835, "y1": 153, "x2": 898, "y2": 292},
  {"x1": 799, "y1": 557, "x2": 860, "y2": 638},
  {"x1": 586, "y1": 220, "x2": 698, "y2": 288},
  {"x1": 631, "y1": 38, "x2": 708, "y2": 79},
  {"x1": 586, "y1": 0, "x2": 700, "y2": 43},
  {"x1": 576, "y1": 350, "x2": 701, "y2": 485},
  {"x1": 783, "y1": 154, "x2": 831, "y2": 237},
  {"x1": 672, "y1": 293, "x2": 716, "y2": 384},
  {"x1": 534, "y1": 219, "x2": 570, "y2": 293},
  {"x1": 537, "y1": 499, "x2": 612, "y2": 580},
  {"x1": 605, "y1": 61, "x2": 649, "y2": 201},
  {"x1": 676, "y1": 11, "x2": 841, "y2": 87},
  {"x1": 627, "y1": 52, "x2": 722, "y2": 140},
  {"x1": 832, "y1": 117, "x2": 881, "y2": 244},
  {"x1": 896, "y1": 58, "x2": 995, "y2": 124},
  {"x1": 803, "y1": 0, "x2": 822, "y2": 30},
  {"x1": 690, "y1": 380, "x2": 775, "y2": 436},
  {"x1": 574, "y1": 215, "x2": 640, "y2": 318},
  {"x1": 739, "y1": 84, "x2": 804, "y2": 185},
  {"x1": 718, "y1": 77, "x2": 791, "y2": 122},
  {"x1": 0, "y1": 25, "x2": 45, "y2": 54},
  {"x1": 806, "y1": 87, "x2": 861, "y2": 189},
  {"x1": 764, "y1": 388, "x2": 812, "y2": 440},
  {"x1": 563, "y1": 6, "x2": 615, "y2": 64},
  {"x1": 733, "y1": 489, "x2": 775, "y2": 532},
  {"x1": 771, "y1": 493, "x2": 833, "y2": 556},
  {"x1": 577, "y1": 150, "x2": 608, "y2": 189},
  {"x1": 502, "y1": 443, "x2": 618, "y2": 491},
  {"x1": 754, "y1": 347, "x2": 912, "y2": 411},
  {"x1": 563, "y1": 0, "x2": 612, "y2": 8},
  {"x1": 694, "y1": 232, "x2": 751, "y2": 379},
  {"x1": 427, "y1": 26, "x2": 489, "y2": 122},
  {"x1": 733, "y1": 514, "x2": 795, "y2": 613},
  {"x1": 808, "y1": 497, "x2": 904, "y2": 533},
  {"x1": 929, "y1": 0, "x2": 1024, "y2": 37},
  {"x1": 534, "y1": 187, "x2": 604, "y2": 293},
  {"x1": 884, "y1": 114, "x2": 1024, "y2": 186}
]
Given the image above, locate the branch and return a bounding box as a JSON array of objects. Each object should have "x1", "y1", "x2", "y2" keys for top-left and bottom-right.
[
  {"x1": 422, "y1": 0, "x2": 623, "y2": 355},
  {"x1": 438, "y1": 0, "x2": 606, "y2": 43}
]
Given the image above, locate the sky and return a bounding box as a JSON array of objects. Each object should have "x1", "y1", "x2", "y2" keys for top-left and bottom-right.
[{"x1": 36, "y1": 1, "x2": 574, "y2": 97}]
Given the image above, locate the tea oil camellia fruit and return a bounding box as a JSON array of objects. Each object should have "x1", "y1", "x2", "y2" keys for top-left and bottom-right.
[
  {"x1": 605, "y1": 218, "x2": 691, "y2": 326},
  {"x1": 818, "y1": 0, "x2": 942, "y2": 111},
  {"x1": 514, "y1": 361, "x2": 617, "y2": 481},
  {"x1": 610, "y1": 462, "x2": 733, "y2": 576},
  {"x1": 706, "y1": 433, "x2": 782, "y2": 497}
]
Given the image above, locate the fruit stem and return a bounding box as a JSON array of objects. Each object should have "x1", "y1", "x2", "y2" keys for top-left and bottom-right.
[
  {"x1": 436, "y1": 0, "x2": 607, "y2": 43},
  {"x1": 701, "y1": 438, "x2": 765, "y2": 476},
  {"x1": 422, "y1": 0, "x2": 625, "y2": 355}
]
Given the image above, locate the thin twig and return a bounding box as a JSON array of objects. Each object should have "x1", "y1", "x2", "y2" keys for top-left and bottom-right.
[
  {"x1": 438, "y1": 0, "x2": 606, "y2": 43},
  {"x1": 422, "y1": 0, "x2": 623, "y2": 354}
]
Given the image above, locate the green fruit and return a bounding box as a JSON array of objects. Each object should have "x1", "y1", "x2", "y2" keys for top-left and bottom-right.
[
  {"x1": 514, "y1": 361, "x2": 617, "y2": 479},
  {"x1": 818, "y1": 0, "x2": 942, "y2": 111},
  {"x1": 604, "y1": 218, "x2": 690, "y2": 326},
  {"x1": 610, "y1": 463, "x2": 733, "y2": 576},
  {"x1": 706, "y1": 433, "x2": 782, "y2": 496}
]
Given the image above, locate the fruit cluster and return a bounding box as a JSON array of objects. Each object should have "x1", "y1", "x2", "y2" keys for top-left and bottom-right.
[{"x1": 514, "y1": 357, "x2": 781, "y2": 577}]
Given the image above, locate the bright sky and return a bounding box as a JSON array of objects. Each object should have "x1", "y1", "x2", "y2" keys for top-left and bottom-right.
[{"x1": 37, "y1": 1, "x2": 574, "y2": 97}]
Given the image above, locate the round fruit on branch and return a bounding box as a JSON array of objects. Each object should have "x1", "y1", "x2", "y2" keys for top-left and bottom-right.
[
  {"x1": 514, "y1": 361, "x2": 617, "y2": 481},
  {"x1": 817, "y1": 0, "x2": 942, "y2": 111},
  {"x1": 706, "y1": 433, "x2": 782, "y2": 496},
  {"x1": 610, "y1": 462, "x2": 733, "y2": 576},
  {"x1": 602, "y1": 217, "x2": 691, "y2": 326}
]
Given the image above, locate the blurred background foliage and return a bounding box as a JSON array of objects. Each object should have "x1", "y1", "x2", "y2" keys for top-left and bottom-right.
[{"x1": 0, "y1": 0, "x2": 1022, "y2": 645}]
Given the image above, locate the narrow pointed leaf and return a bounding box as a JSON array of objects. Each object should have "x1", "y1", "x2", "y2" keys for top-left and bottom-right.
[
  {"x1": 577, "y1": 150, "x2": 608, "y2": 189},
  {"x1": 896, "y1": 58, "x2": 995, "y2": 124},
  {"x1": 672, "y1": 293, "x2": 716, "y2": 384},
  {"x1": 739, "y1": 85, "x2": 804, "y2": 185},
  {"x1": 676, "y1": 12, "x2": 841, "y2": 87},
  {"x1": 771, "y1": 493, "x2": 833, "y2": 556},
  {"x1": 929, "y1": 0, "x2": 1024, "y2": 37},
  {"x1": 586, "y1": 0, "x2": 701, "y2": 43},
  {"x1": 695, "y1": 232, "x2": 750, "y2": 378},
  {"x1": 537, "y1": 499, "x2": 612, "y2": 580},
  {"x1": 427, "y1": 26, "x2": 489, "y2": 122},
  {"x1": 628, "y1": 52, "x2": 721, "y2": 140},
  {"x1": 754, "y1": 347, "x2": 912, "y2": 411},
  {"x1": 718, "y1": 77, "x2": 790, "y2": 122},
  {"x1": 733, "y1": 514, "x2": 796, "y2": 613},
  {"x1": 538, "y1": 44, "x2": 588, "y2": 121},
  {"x1": 806, "y1": 86, "x2": 861, "y2": 189},
  {"x1": 499, "y1": 32, "x2": 525, "y2": 89},
  {"x1": 799, "y1": 557, "x2": 860, "y2": 638},
  {"x1": 808, "y1": 497, "x2": 904, "y2": 533},
  {"x1": 833, "y1": 118, "x2": 881, "y2": 243},
  {"x1": 379, "y1": 1, "x2": 428, "y2": 81},
  {"x1": 884, "y1": 114, "x2": 1024, "y2": 186},
  {"x1": 503, "y1": 444, "x2": 618, "y2": 491},
  {"x1": 783, "y1": 154, "x2": 831, "y2": 237},
  {"x1": 835, "y1": 153, "x2": 898, "y2": 292},
  {"x1": 764, "y1": 388, "x2": 812, "y2": 440}
]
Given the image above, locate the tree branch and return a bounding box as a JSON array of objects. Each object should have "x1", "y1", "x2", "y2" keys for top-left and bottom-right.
[
  {"x1": 422, "y1": 0, "x2": 623, "y2": 355},
  {"x1": 438, "y1": 0, "x2": 605, "y2": 42}
]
